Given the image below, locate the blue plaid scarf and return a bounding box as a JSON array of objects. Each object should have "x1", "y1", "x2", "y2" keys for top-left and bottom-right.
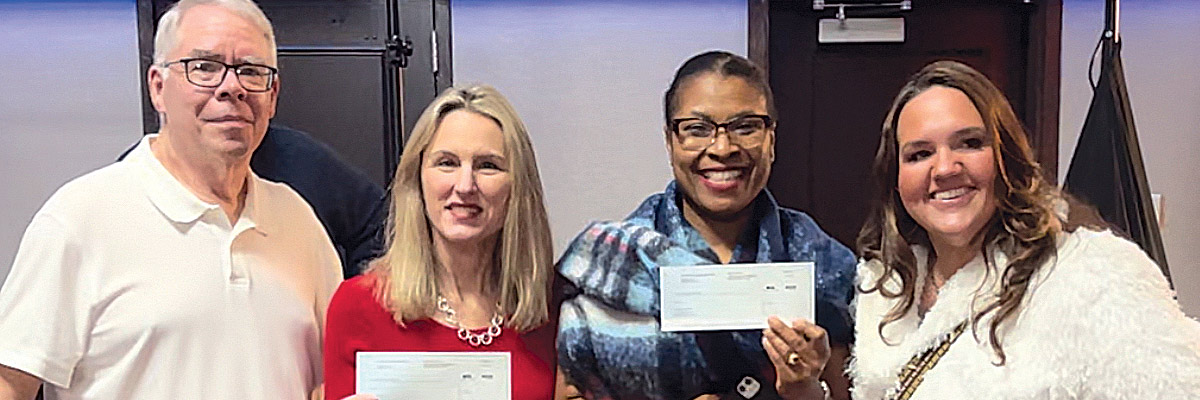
[{"x1": 557, "y1": 181, "x2": 856, "y2": 399}]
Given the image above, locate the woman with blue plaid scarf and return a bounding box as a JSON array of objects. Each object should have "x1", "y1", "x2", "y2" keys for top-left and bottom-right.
[{"x1": 556, "y1": 51, "x2": 857, "y2": 400}]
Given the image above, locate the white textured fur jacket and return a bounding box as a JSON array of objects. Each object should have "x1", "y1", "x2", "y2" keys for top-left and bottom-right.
[{"x1": 849, "y1": 229, "x2": 1200, "y2": 399}]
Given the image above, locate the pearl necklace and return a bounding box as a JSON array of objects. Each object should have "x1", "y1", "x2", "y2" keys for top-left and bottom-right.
[{"x1": 436, "y1": 295, "x2": 503, "y2": 347}]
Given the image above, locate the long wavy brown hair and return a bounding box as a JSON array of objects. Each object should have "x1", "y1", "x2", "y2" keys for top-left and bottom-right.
[{"x1": 857, "y1": 61, "x2": 1100, "y2": 364}]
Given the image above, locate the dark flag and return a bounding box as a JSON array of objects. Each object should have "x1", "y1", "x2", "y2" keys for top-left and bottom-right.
[{"x1": 1063, "y1": 0, "x2": 1171, "y2": 285}]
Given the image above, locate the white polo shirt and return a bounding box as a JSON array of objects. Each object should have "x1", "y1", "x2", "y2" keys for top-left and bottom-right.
[{"x1": 0, "y1": 135, "x2": 343, "y2": 399}]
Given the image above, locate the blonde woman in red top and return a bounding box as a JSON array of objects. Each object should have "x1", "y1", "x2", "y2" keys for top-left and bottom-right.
[{"x1": 324, "y1": 84, "x2": 558, "y2": 400}]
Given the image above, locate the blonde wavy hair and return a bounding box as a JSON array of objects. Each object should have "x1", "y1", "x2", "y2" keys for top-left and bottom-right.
[{"x1": 369, "y1": 84, "x2": 553, "y2": 332}]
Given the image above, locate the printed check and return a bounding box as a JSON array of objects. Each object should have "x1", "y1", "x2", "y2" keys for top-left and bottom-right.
[
  {"x1": 659, "y1": 262, "x2": 815, "y2": 332},
  {"x1": 356, "y1": 351, "x2": 510, "y2": 400}
]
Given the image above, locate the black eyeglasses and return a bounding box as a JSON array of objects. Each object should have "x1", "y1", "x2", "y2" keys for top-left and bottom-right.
[
  {"x1": 670, "y1": 114, "x2": 774, "y2": 151},
  {"x1": 161, "y1": 58, "x2": 278, "y2": 92}
]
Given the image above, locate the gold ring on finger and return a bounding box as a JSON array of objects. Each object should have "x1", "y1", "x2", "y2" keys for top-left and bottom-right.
[{"x1": 786, "y1": 352, "x2": 801, "y2": 366}]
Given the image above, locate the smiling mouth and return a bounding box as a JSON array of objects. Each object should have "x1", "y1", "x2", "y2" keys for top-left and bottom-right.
[
  {"x1": 447, "y1": 203, "x2": 482, "y2": 218},
  {"x1": 699, "y1": 169, "x2": 745, "y2": 183},
  {"x1": 930, "y1": 186, "x2": 975, "y2": 200},
  {"x1": 205, "y1": 116, "x2": 252, "y2": 124}
]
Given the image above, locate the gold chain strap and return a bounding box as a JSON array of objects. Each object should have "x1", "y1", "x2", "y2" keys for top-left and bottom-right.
[{"x1": 884, "y1": 320, "x2": 969, "y2": 400}]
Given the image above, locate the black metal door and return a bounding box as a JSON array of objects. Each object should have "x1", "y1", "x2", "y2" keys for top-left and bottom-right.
[{"x1": 135, "y1": 0, "x2": 450, "y2": 187}]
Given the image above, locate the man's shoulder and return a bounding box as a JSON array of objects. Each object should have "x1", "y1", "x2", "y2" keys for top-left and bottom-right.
[
  {"x1": 42, "y1": 161, "x2": 143, "y2": 213},
  {"x1": 250, "y1": 175, "x2": 337, "y2": 244},
  {"x1": 248, "y1": 175, "x2": 344, "y2": 269},
  {"x1": 251, "y1": 175, "x2": 322, "y2": 221}
]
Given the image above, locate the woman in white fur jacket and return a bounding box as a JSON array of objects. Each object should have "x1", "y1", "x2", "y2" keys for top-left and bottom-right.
[{"x1": 848, "y1": 61, "x2": 1200, "y2": 400}]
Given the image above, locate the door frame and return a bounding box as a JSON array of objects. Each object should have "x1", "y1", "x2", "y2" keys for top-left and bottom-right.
[{"x1": 748, "y1": 0, "x2": 1063, "y2": 182}]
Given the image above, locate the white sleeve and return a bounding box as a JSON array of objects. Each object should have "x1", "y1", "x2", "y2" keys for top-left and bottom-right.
[
  {"x1": 1064, "y1": 235, "x2": 1200, "y2": 398},
  {"x1": 0, "y1": 212, "x2": 92, "y2": 388}
]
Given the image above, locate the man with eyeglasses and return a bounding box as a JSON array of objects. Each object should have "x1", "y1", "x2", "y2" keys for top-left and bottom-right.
[{"x1": 0, "y1": 1, "x2": 342, "y2": 399}]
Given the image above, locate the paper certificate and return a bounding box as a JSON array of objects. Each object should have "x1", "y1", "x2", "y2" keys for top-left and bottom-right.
[
  {"x1": 659, "y1": 262, "x2": 815, "y2": 332},
  {"x1": 355, "y1": 351, "x2": 511, "y2": 400}
]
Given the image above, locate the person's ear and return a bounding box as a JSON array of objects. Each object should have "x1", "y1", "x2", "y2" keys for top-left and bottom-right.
[{"x1": 148, "y1": 65, "x2": 167, "y2": 114}]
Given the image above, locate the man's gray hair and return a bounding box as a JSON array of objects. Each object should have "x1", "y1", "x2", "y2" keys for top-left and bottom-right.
[{"x1": 153, "y1": 0, "x2": 278, "y2": 66}]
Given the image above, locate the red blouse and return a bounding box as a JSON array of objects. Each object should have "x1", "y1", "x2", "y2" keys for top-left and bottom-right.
[{"x1": 324, "y1": 275, "x2": 557, "y2": 400}]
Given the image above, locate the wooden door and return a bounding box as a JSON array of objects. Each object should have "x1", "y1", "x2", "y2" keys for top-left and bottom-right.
[{"x1": 752, "y1": 0, "x2": 1062, "y2": 247}]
